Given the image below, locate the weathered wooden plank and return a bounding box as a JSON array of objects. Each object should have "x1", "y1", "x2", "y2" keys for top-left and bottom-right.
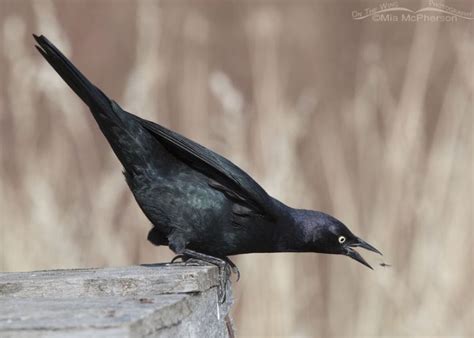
[
  {"x1": 0, "y1": 263, "x2": 220, "y2": 298},
  {"x1": 0, "y1": 264, "x2": 233, "y2": 337},
  {"x1": 0, "y1": 295, "x2": 189, "y2": 331}
]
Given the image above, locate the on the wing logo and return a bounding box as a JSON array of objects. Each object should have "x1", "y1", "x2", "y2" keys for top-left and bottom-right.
[{"x1": 352, "y1": 1, "x2": 473, "y2": 22}]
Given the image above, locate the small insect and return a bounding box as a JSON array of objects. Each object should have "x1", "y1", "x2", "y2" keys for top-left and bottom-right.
[{"x1": 379, "y1": 262, "x2": 392, "y2": 268}]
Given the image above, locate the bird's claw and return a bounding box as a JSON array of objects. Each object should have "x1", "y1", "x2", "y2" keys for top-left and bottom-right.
[
  {"x1": 170, "y1": 254, "x2": 185, "y2": 263},
  {"x1": 232, "y1": 266, "x2": 240, "y2": 282},
  {"x1": 224, "y1": 258, "x2": 240, "y2": 282}
]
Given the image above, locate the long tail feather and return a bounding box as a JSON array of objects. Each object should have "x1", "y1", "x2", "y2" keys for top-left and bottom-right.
[{"x1": 33, "y1": 34, "x2": 157, "y2": 175}]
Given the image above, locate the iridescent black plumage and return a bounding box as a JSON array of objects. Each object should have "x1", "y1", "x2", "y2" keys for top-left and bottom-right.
[{"x1": 34, "y1": 34, "x2": 381, "y2": 272}]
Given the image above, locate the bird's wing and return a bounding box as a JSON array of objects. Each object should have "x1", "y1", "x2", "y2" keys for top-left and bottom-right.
[{"x1": 130, "y1": 115, "x2": 276, "y2": 219}]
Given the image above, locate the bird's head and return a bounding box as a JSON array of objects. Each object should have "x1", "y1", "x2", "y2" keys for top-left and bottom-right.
[{"x1": 292, "y1": 210, "x2": 382, "y2": 269}]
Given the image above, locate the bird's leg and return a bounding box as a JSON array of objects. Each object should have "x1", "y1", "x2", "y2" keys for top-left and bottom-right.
[{"x1": 175, "y1": 249, "x2": 231, "y2": 303}]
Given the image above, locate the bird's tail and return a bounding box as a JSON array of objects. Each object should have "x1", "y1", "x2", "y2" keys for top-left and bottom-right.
[
  {"x1": 33, "y1": 34, "x2": 157, "y2": 175},
  {"x1": 33, "y1": 34, "x2": 111, "y2": 117}
]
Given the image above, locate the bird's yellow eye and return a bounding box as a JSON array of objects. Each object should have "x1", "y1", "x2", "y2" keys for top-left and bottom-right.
[{"x1": 338, "y1": 236, "x2": 346, "y2": 244}]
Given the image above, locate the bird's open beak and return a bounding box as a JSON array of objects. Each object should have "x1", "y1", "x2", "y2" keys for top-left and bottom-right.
[{"x1": 344, "y1": 237, "x2": 382, "y2": 269}]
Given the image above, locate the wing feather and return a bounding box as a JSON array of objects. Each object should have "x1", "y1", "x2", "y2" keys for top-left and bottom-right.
[{"x1": 131, "y1": 115, "x2": 276, "y2": 219}]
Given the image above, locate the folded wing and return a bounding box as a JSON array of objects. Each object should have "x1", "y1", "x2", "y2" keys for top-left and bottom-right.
[{"x1": 131, "y1": 115, "x2": 277, "y2": 220}]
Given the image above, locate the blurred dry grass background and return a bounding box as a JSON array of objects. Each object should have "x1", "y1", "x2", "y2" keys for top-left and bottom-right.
[{"x1": 0, "y1": 0, "x2": 473, "y2": 336}]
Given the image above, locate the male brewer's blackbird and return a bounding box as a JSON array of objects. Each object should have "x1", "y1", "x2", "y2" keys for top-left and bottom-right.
[{"x1": 34, "y1": 35, "x2": 382, "y2": 298}]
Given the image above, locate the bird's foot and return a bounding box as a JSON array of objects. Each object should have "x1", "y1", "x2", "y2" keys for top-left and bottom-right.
[{"x1": 172, "y1": 249, "x2": 234, "y2": 304}]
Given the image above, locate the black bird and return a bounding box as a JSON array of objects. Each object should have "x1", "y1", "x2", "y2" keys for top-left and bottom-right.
[{"x1": 34, "y1": 34, "x2": 381, "y2": 289}]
